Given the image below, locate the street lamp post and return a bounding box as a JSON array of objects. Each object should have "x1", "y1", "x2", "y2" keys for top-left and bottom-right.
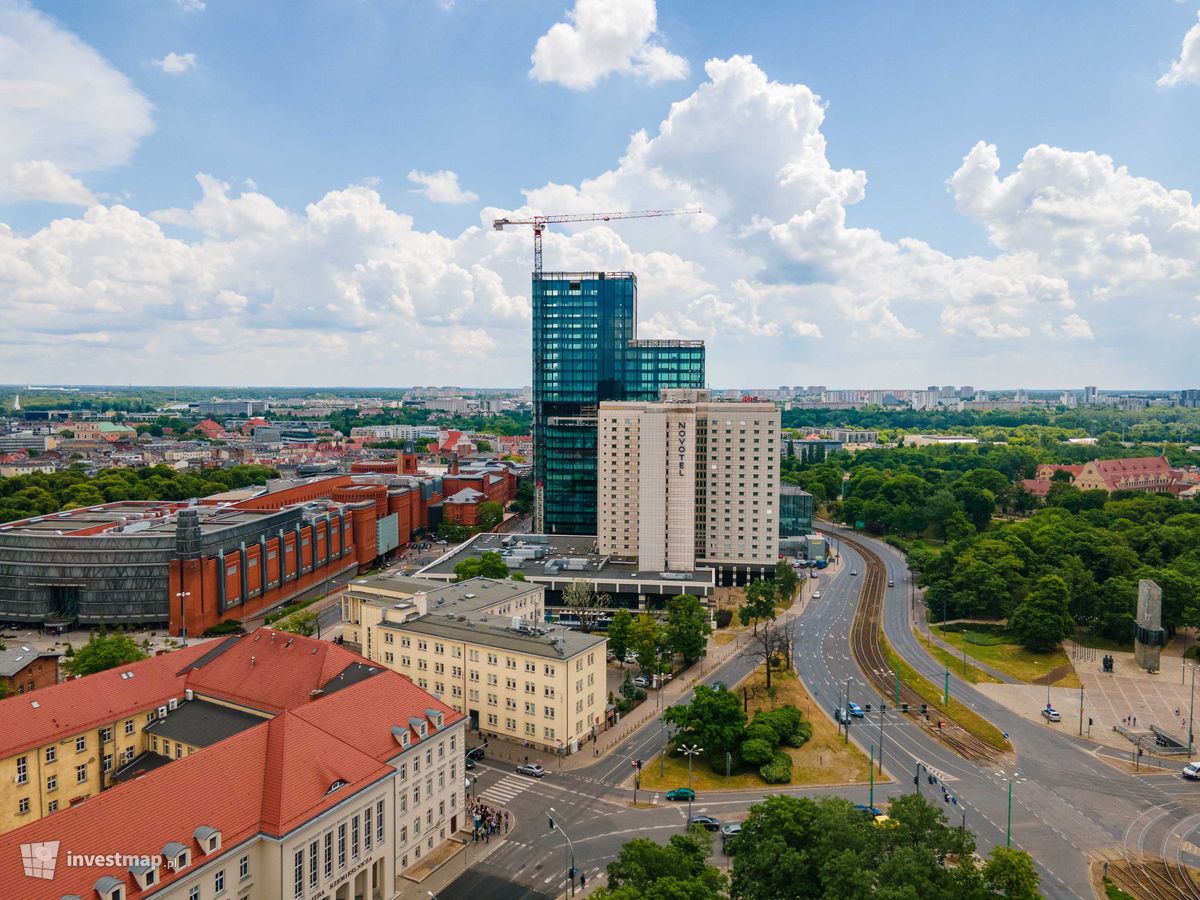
[
  {"x1": 175, "y1": 590, "x2": 191, "y2": 646},
  {"x1": 1189, "y1": 664, "x2": 1197, "y2": 757},
  {"x1": 877, "y1": 696, "x2": 886, "y2": 775},
  {"x1": 678, "y1": 744, "x2": 703, "y2": 822},
  {"x1": 1006, "y1": 782, "x2": 1013, "y2": 848},
  {"x1": 548, "y1": 807, "x2": 578, "y2": 898}
]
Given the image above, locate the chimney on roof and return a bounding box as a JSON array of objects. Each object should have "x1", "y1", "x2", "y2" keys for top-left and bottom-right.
[{"x1": 250, "y1": 656, "x2": 256, "y2": 668}]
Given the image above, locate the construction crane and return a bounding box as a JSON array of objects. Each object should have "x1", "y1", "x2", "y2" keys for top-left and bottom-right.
[{"x1": 493, "y1": 208, "x2": 701, "y2": 277}]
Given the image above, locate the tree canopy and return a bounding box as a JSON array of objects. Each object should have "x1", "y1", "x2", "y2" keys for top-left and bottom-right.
[{"x1": 62, "y1": 631, "x2": 148, "y2": 678}]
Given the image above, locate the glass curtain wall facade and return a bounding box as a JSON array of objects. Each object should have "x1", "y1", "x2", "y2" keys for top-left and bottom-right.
[{"x1": 533, "y1": 272, "x2": 704, "y2": 535}]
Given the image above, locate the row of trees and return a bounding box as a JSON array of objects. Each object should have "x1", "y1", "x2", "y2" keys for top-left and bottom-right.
[
  {"x1": 593, "y1": 794, "x2": 1041, "y2": 900},
  {"x1": 0, "y1": 464, "x2": 279, "y2": 522},
  {"x1": 607, "y1": 594, "x2": 713, "y2": 673},
  {"x1": 916, "y1": 493, "x2": 1200, "y2": 647}
]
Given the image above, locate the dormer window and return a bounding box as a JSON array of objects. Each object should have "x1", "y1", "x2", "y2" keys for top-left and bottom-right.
[
  {"x1": 325, "y1": 779, "x2": 349, "y2": 795},
  {"x1": 129, "y1": 859, "x2": 158, "y2": 890},
  {"x1": 94, "y1": 875, "x2": 125, "y2": 900},
  {"x1": 163, "y1": 841, "x2": 190, "y2": 872},
  {"x1": 391, "y1": 726, "x2": 411, "y2": 749},
  {"x1": 424, "y1": 708, "x2": 445, "y2": 729},
  {"x1": 194, "y1": 825, "x2": 221, "y2": 854}
]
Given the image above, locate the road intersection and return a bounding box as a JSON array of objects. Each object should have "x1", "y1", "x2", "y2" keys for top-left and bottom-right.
[{"x1": 430, "y1": 528, "x2": 1200, "y2": 899}]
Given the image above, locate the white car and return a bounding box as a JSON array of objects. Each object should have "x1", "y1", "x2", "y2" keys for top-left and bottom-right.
[
  {"x1": 1183, "y1": 763, "x2": 1200, "y2": 780},
  {"x1": 1041, "y1": 706, "x2": 1061, "y2": 722},
  {"x1": 812, "y1": 591, "x2": 821, "y2": 599}
]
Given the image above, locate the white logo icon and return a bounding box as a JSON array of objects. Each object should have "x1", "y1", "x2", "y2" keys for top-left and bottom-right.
[{"x1": 20, "y1": 841, "x2": 60, "y2": 879}]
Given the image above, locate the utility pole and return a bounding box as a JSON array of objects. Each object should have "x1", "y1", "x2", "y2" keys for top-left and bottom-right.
[
  {"x1": 944, "y1": 670, "x2": 949, "y2": 707},
  {"x1": 1006, "y1": 782, "x2": 1012, "y2": 848},
  {"x1": 1189, "y1": 664, "x2": 1197, "y2": 757},
  {"x1": 678, "y1": 744, "x2": 702, "y2": 823},
  {"x1": 869, "y1": 745, "x2": 874, "y2": 808},
  {"x1": 548, "y1": 807, "x2": 578, "y2": 898},
  {"x1": 878, "y1": 702, "x2": 885, "y2": 775},
  {"x1": 1078, "y1": 684, "x2": 1084, "y2": 736}
]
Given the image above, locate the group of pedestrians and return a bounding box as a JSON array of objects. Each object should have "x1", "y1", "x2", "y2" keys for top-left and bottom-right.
[{"x1": 469, "y1": 799, "x2": 508, "y2": 843}]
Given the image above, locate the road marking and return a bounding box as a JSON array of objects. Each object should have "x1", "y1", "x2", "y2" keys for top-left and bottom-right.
[{"x1": 478, "y1": 773, "x2": 535, "y2": 805}]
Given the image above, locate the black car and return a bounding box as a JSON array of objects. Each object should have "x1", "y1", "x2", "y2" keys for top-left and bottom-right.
[
  {"x1": 688, "y1": 815, "x2": 721, "y2": 831},
  {"x1": 466, "y1": 746, "x2": 485, "y2": 762}
]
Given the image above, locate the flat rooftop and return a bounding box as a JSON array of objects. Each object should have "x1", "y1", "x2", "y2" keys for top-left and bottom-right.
[
  {"x1": 385, "y1": 612, "x2": 605, "y2": 660},
  {"x1": 144, "y1": 698, "x2": 267, "y2": 748},
  {"x1": 0, "y1": 501, "x2": 299, "y2": 538},
  {"x1": 417, "y1": 533, "x2": 715, "y2": 589},
  {"x1": 347, "y1": 574, "x2": 542, "y2": 616}
]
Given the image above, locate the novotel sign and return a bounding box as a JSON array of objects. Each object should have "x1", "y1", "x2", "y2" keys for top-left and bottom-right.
[{"x1": 677, "y1": 420, "x2": 687, "y2": 476}]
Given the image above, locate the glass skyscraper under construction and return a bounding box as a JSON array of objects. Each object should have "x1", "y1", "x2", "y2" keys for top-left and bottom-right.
[{"x1": 532, "y1": 271, "x2": 704, "y2": 535}]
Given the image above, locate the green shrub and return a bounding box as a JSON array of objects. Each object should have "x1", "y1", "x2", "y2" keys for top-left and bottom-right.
[
  {"x1": 744, "y1": 721, "x2": 779, "y2": 747},
  {"x1": 203, "y1": 619, "x2": 243, "y2": 636},
  {"x1": 759, "y1": 751, "x2": 793, "y2": 784},
  {"x1": 615, "y1": 698, "x2": 632, "y2": 715},
  {"x1": 741, "y1": 738, "x2": 775, "y2": 766},
  {"x1": 754, "y1": 706, "x2": 810, "y2": 748}
]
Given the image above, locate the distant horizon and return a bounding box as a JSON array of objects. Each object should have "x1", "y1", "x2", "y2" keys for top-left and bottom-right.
[{"x1": 2, "y1": 384, "x2": 1193, "y2": 395}]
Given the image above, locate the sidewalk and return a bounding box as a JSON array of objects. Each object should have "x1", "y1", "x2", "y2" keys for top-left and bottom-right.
[
  {"x1": 478, "y1": 588, "x2": 817, "y2": 775},
  {"x1": 394, "y1": 812, "x2": 520, "y2": 899}
]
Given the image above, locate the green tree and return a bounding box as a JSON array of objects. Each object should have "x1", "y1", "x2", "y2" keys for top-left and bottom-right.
[
  {"x1": 982, "y1": 846, "x2": 1040, "y2": 899},
  {"x1": 594, "y1": 833, "x2": 727, "y2": 900},
  {"x1": 662, "y1": 684, "x2": 747, "y2": 768},
  {"x1": 62, "y1": 631, "x2": 148, "y2": 677},
  {"x1": 277, "y1": 608, "x2": 318, "y2": 637},
  {"x1": 739, "y1": 579, "x2": 778, "y2": 634},
  {"x1": 452, "y1": 551, "x2": 509, "y2": 581},
  {"x1": 666, "y1": 594, "x2": 711, "y2": 664},
  {"x1": 1009, "y1": 574, "x2": 1073, "y2": 653},
  {"x1": 476, "y1": 500, "x2": 504, "y2": 531},
  {"x1": 773, "y1": 561, "x2": 799, "y2": 605},
  {"x1": 629, "y1": 613, "x2": 664, "y2": 676},
  {"x1": 607, "y1": 608, "x2": 633, "y2": 666}
]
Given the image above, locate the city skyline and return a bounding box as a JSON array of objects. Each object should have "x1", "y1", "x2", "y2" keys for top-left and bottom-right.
[{"x1": 1, "y1": 2, "x2": 1199, "y2": 387}]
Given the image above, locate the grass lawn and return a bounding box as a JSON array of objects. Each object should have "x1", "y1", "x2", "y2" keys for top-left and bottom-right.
[
  {"x1": 879, "y1": 634, "x2": 1008, "y2": 752},
  {"x1": 1072, "y1": 630, "x2": 1132, "y2": 653},
  {"x1": 933, "y1": 627, "x2": 1081, "y2": 689},
  {"x1": 917, "y1": 634, "x2": 1001, "y2": 685},
  {"x1": 639, "y1": 664, "x2": 873, "y2": 793}
]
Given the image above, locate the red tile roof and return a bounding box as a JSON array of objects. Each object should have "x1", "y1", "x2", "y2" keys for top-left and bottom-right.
[
  {"x1": 294, "y1": 668, "x2": 463, "y2": 762},
  {"x1": 1019, "y1": 478, "x2": 1053, "y2": 498},
  {"x1": 181, "y1": 630, "x2": 366, "y2": 713},
  {"x1": 0, "y1": 630, "x2": 456, "y2": 899},
  {"x1": 0, "y1": 641, "x2": 214, "y2": 760}
]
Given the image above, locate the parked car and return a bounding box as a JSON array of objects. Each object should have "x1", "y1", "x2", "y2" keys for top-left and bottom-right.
[
  {"x1": 847, "y1": 702, "x2": 865, "y2": 718},
  {"x1": 665, "y1": 787, "x2": 695, "y2": 802},
  {"x1": 853, "y1": 804, "x2": 883, "y2": 818},
  {"x1": 812, "y1": 591, "x2": 822, "y2": 600},
  {"x1": 466, "y1": 746, "x2": 486, "y2": 761},
  {"x1": 633, "y1": 675, "x2": 651, "y2": 688},
  {"x1": 688, "y1": 815, "x2": 721, "y2": 831},
  {"x1": 465, "y1": 757, "x2": 476, "y2": 770},
  {"x1": 624, "y1": 651, "x2": 638, "y2": 664},
  {"x1": 887, "y1": 579, "x2": 895, "y2": 587},
  {"x1": 1183, "y1": 763, "x2": 1200, "y2": 780},
  {"x1": 516, "y1": 763, "x2": 545, "y2": 778},
  {"x1": 1041, "y1": 706, "x2": 1061, "y2": 722},
  {"x1": 720, "y1": 822, "x2": 742, "y2": 853}
]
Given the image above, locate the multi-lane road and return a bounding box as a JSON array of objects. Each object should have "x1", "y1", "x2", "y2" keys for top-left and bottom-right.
[{"x1": 436, "y1": 528, "x2": 1200, "y2": 899}]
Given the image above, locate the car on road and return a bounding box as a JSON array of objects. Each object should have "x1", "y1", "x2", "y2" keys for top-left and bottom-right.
[
  {"x1": 688, "y1": 815, "x2": 721, "y2": 831},
  {"x1": 850, "y1": 570, "x2": 858, "y2": 576},
  {"x1": 834, "y1": 707, "x2": 848, "y2": 724},
  {"x1": 516, "y1": 763, "x2": 545, "y2": 778},
  {"x1": 665, "y1": 787, "x2": 695, "y2": 802},
  {"x1": 812, "y1": 591, "x2": 822, "y2": 599},
  {"x1": 847, "y1": 702, "x2": 865, "y2": 718},
  {"x1": 720, "y1": 822, "x2": 742, "y2": 852},
  {"x1": 466, "y1": 746, "x2": 486, "y2": 762},
  {"x1": 1184, "y1": 763, "x2": 1200, "y2": 780},
  {"x1": 710, "y1": 680, "x2": 727, "y2": 691},
  {"x1": 887, "y1": 579, "x2": 895, "y2": 587},
  {"x1": 1041, "y1": 706, "x2": 1061, "y2": 722},
  {"x1": 624, "y1": 651, "x2": 638, "y2": 664},
  {"x1": 465, "y1": 757, "x2": 476, "y2": 770},
  {"x1": 633, "y1": 676, "x2": 651, "y2": 688}
]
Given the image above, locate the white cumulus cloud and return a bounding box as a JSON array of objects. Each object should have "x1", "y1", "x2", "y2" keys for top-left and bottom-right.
[
  {"x1": 1159, "y1": 11, "x2": 1200, "y2": 87},
  {"x1": 406, "y1": 169, "x2": 479, "y2": 204},
  {"x1": 153, "y1": 52, "x2": 197, "y2": 74},
  {"x1": 0, "y1": 0, "x2": 153, "y2": 205},
  {"x1": 530, "y1": 0, "x2": 688, "y2": 90}
]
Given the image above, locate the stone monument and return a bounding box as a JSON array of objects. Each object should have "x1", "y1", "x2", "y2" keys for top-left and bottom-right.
[{"x1": 1134, "y1": 579, "x2": 1164, "y2": 671}]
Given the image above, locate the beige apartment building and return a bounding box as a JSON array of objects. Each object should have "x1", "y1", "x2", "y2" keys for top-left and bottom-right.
[
  {"x1": 350, "y1": 577, "x2": 607, "y2": 753},
  {"x1": 598, "y1": 389, "x2": 780, "y2": 584}
]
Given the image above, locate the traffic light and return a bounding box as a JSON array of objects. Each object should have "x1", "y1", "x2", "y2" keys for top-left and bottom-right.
[
  {"x1": 920, "y1": 704, "x2": 927, "y2": 715},
  {"x1": 636, "y1": 759, "x2": 643, "y2": 770},
  {"x1": 549, "y1": 816, "x2": 555, "y2": 830},
  {"x1": 864, "y1": 704, "x2": 872, "y2": 713},
  {"x1": 880, "y1": 704, "x2": 887, "y2": 713},
  {"x1": 913, "y1": 776, "x2": 918, "y2": 786}
]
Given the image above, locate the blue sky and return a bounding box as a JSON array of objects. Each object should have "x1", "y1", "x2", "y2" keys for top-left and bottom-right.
[{"x1": 1, "y1": 0, "x2": 1199, "y2": 388}]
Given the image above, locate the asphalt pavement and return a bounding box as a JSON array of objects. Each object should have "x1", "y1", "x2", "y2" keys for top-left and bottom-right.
[{"x1": 433, "y1": 528, "x2": 1200, "y2": 899}]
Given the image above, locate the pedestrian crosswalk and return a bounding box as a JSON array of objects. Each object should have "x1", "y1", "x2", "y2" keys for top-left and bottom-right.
[{"x1": 477, "y1": 773, "x2": 535, "y2": 805}]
